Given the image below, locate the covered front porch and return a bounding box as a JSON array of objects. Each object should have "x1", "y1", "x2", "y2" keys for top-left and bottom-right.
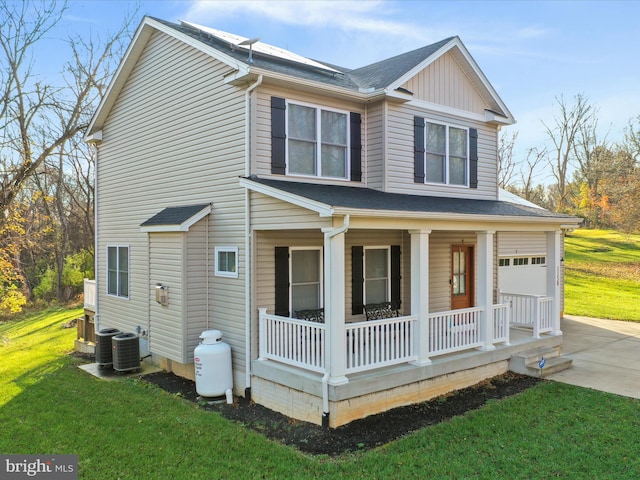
[{"x1": 251, "y1": 223, "x2": 564, "y2": 427}]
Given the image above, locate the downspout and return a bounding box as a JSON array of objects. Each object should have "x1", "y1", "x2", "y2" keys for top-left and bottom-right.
[
  {"x1": 321, "y1": 214, "x2": 350, "y2": 428},
  {"x1": 244, "y1": 74, "x2": 263, "y2": 400},
  {"x1": 89, "y1": 141, "x2": 101, "y2": 334}
]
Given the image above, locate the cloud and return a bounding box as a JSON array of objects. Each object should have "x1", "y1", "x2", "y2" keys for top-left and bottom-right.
[{"x1": 182, "y1": 0, "x2": 442, "y2": 41}]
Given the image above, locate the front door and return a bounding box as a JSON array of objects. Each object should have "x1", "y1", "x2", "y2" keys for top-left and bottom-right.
[{"x1": 451, "y1": 245, "x2": 474, "y2": 309}]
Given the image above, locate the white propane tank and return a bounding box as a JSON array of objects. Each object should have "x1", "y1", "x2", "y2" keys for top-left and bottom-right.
[{"x1": 194, "y1": 330, "x2": 233, "y2": 403}]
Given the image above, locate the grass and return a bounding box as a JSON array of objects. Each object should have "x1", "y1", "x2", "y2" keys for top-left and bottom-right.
[
  {"x1": 564, "y1": 229, "x2": 640, "y2": 321},
  {"x1": 2, "y1": 308, "x2": 640, "y2": 478}
]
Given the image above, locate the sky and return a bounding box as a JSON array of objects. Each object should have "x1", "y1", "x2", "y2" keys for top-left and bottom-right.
[{"x1": 36, "y1": 0, "x2": 640, "y2": 183}]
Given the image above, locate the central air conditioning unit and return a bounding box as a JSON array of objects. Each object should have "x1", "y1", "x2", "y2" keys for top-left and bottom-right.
[
  {"x1": 95, "y1": 328, "x2": 121, "y2": 367},
  {"x1": 112, "y1": 333, "x2": 141, "y2": 372}
]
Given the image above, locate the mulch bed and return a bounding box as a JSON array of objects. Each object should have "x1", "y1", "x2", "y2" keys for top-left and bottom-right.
[{"x1": 140, "y1": 370, "x2": 541, "y2": 456}]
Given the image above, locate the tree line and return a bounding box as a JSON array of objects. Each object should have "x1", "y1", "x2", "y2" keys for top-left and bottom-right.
[
  {"x1": 500, "y1": 94, "x2": 640, "y2": 232},
  {"x1": 1, "y1": 1, "x2": 638, "y2": 317},
  {"x1": 0, "y1": 0, "x2": 133, "y2": 315}
]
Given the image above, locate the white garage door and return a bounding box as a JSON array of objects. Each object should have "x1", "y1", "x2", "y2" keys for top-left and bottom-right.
[{"x1": 498, "y1": 255, "x2": 547, "y2": 296}]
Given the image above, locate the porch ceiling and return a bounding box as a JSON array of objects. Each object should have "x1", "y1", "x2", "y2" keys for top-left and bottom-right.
[{"x1": 241, "y1": 176, "x2": 581, "y2": 226}]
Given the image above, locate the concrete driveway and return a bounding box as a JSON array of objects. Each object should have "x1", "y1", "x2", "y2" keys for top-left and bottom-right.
[{"x1": 548, "y1": 315, "x2": 640, "y2": 399}]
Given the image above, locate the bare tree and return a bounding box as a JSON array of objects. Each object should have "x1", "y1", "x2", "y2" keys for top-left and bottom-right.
[
  {"x1": 498, "y1": 130, "x2": 518, "y2": 188},
  {"x1": 542, "y1": 94, "x2": 596, "y2": 212},
  {"x1": 0, "y1": 0, "x2": 133, "y2": 219}
]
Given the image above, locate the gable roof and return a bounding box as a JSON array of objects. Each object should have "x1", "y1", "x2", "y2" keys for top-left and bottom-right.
[
  {"x1": 140, "y1": 203, "x2": 211, "y2": 232},
  {"x1": 240, "y1": 176, "x2": 580, "y2": 226},
  {"x1": 86, "y1": 17, "x2": 514, "y2": 138}
]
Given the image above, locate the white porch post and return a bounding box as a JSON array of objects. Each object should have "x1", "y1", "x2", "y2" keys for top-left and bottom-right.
[
  {"x1": 546, "y1": 230, "x2": 562, "y2": 335},
  {"x1": 323, "y1": 226, "x2": 348, "y2": 385},
  {"x1": 477, "y1": 231, "x2": 496, "y2": 351},
  {"x1": 410, "y1": 229, "x2": 431, "y2": 365}
]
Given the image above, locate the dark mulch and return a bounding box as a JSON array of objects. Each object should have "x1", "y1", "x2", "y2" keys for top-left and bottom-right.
[{"x1": 140, "y1": 370, "x2": 541, "y2": 456}]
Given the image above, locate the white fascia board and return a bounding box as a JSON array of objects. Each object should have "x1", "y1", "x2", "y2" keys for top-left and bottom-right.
[
  {"x1": 239, "y1": 177, "x2": 334, "y2": 217},
  {"x1": 407, "y1": 98, "x2": 488, "y2": 124},
  {"x1": 331, "y1": 206, "x2": 580, "y2": 226},
  {"x1": 386, "y1": 37, "x2": 515, "y2": 124},
  {"x1": 85, "y1": 17, "x2": 247, "y2": 138},
  {"x1": 140, "y1": 204, "x2": 211, "y2": 233}
]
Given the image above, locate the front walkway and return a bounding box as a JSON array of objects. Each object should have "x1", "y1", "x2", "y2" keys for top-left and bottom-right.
[{"x1": 548, "y1": 315, "x2": 640, "y2": 399}]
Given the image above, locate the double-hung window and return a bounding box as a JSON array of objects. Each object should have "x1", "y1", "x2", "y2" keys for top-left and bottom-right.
[
  {"x1": 425, "y1": 122, "x2": 469, "y2": 186},
  {"x1": 364, "y1": 247, "x2": 390, "y2": 304},
  {"x1": 287, "y1": 102, "x2": 349, "y2": 179},
  {"x1": 107, "y1": 245, "x2": 129, "y2": 298},
  {"x1": 290, "y1": 248, "x2": 323, "y2": 313}
]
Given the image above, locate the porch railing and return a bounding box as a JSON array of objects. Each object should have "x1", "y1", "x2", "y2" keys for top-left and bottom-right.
[
  {"x1": 428, "y1": 307, "x2": 483, "y2": 356},
  {"x1": 500, "y1": 293, "x2": 553, "y2": 338},
  {"x1": 84, "y1": 279, "x2": 96, "y2": 311},
  {"x1": 259, "y1": 310, "x2": 326, "y2": 373},
  {"x1": 258, "y1": 303, "x2": 513, "y2": 375},
  {"x1": 345, "y1": 316, "x2": 416, "y2": 374}
]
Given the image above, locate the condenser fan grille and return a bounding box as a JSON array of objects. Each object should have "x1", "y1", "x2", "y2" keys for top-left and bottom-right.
[{"x1": 112, "y1": 333, "x2": 140, "y2": 372}]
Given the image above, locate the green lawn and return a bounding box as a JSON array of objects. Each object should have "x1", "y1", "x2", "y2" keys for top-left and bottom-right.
[
  {"x1": 2, "y1": 308, "x2": 640, "y2": 478},
  {"x1": 564, "y1": 229, "x2": 640, "y2": 321}
]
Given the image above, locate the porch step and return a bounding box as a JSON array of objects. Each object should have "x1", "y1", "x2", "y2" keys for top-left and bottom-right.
[{"x1": 509, "y1": 346, "x2": 572, "y2": 378}]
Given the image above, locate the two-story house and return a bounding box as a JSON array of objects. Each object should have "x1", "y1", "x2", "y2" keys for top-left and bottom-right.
[{"x1": 84, "y1": 17, "x2": 580, "y2": 428}]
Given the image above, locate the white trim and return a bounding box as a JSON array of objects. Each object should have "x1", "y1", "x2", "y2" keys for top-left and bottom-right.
[
  {"x1": 239, "y1": 177, "x2": 334, "y2": 217},
  {"x1": 423, "y1": 120, "x2": 469, "y2": 187},
  {"x1": 214, "y1": 246, "x2": 239, "y2": 278},
  {"x1": 363, "y1": 246, "x2": 391, "y2": 304},
  {"x1": 289, "y1": 247, "x2": 324, "y2": 315},
  {"x1": 285, "y1": 100, "x2": 351, "y2": 181},
  {"x1": 140, "y1": 204, "x2": 211, "y2": 232},
  {"x1": 86, "y1": 17, "x2": 248, "y2": 138},
  {"x1": 106, "y1": 244, "x2": 130, "y2": 300}
]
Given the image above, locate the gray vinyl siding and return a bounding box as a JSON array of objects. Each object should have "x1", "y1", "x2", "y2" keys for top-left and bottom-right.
[
  {"x1": 250, "y1": 192, "x2": 331, "y2": 230},
  {"x1": 95, "y1": 31, "x2": 248, "y2": 378},
  {"x1": 385, "y1": 103, "x2": 498, "y2": 200},
  {"x1": 254, "y1": 229, "x2": 406, "y2": 323},
  {"x1": 149, "y1": 233, "x2": 185, "y2": 362},
  {"x1": 365, "y1": 102, "x2": 384, "y2": 190},
  {"x1": 185, "y1": 220, "x2": 208, "y2": 363},
  {"x1": 429, "y1": 232, "x2": 478, "y2": 313},
  {"x1": 498, "y1": 232, "x2": 547, "y2": 256},
  {"x1": 253, "y1": 86, "x2": 365, "y2": 183}
]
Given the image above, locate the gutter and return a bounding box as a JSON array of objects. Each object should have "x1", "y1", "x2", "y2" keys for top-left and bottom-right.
[
  {"x1": 321, "y1": 214, "x2": 350, "y2": 428},
  {"x1": 244, "y1": 74, "x2": 263, "y2": 400}
]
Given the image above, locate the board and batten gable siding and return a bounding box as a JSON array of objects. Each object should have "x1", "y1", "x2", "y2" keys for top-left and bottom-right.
[
  {"x1": 95, "y1": 31, "x2": 248, "y2": 376},
  {"x1": 252, "y1": 86, "x2": 365, "y2": 183},
  {"x1": 400, "y1": 51, "x2": 487, "y2": 115},
  {"x1": 385, "y1": 102, "x2": 498, "y2": 200}
]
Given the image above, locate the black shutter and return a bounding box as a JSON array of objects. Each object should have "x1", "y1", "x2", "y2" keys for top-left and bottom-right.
[
  {"x1": 351, "y1": 246, "x2": 364, "y2": 315},
  {"x1": 414, "y1": 116, "x2": 425, "y2": 183},
  {"x1": 271, "y1": 97, "x2": 286, "y2": 175},
  {"x1": 350, "y1": 112, "x2": 362, "y2": 182},
  {"x1": 274, "y1": 247, "x2": 289, "y2": 316},
  {"x1": 391, "y1": 245, "x2": 401, "y2": 309},
  {"x1": 469, "y1": 128, "x2": 478, "y2": 188}
]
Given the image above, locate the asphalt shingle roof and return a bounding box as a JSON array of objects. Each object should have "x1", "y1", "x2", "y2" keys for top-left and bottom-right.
[
  {"x1": 245, "y1": 177, "x2": 577, "y2": 221},
  {"x1": 153, "y1": 18, "x2": 455, "y2": 92},
  {"x1": 140, "y1": 204, "x2": 210, "y2": 227}
]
